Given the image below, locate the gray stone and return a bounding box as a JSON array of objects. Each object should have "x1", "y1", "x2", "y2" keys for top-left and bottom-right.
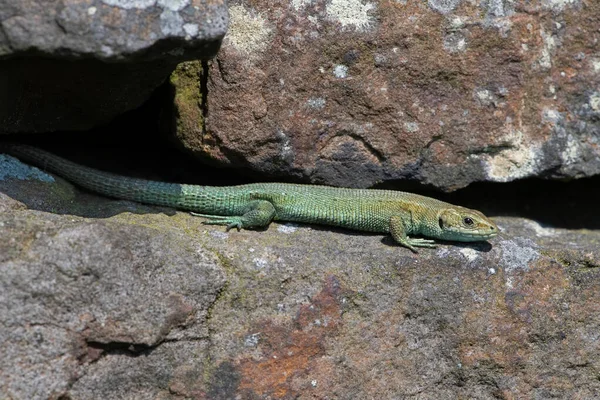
[
  {"x1": 0, "y1": 0, "x2": 228, "y2": 132},
  {"x1": 0, "y1": 209, "x2": 226, "y2": 399}
]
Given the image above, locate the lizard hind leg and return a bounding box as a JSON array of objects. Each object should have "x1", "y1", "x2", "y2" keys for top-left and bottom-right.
[
  {"x1": 191, "y1": 200, "x2": 276, "y2": 231},
  {"x1": 389, "y1": 215, "x2": 437, "y2": 253}
]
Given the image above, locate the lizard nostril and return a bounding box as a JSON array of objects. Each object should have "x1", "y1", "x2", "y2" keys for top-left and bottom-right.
[{"x1": 490, "y1": 226, "x2": 495, "y2": 230}]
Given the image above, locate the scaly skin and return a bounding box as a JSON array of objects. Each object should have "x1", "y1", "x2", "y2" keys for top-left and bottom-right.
[{"x1": 2, "y1": 144, "x2": 498, "y2": 252}]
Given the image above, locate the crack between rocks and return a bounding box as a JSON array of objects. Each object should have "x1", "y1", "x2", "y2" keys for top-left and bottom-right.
[
  {"x1": 86, "y1": 340, "x2": 154, "y2": 357},
  {"x1": 200, "y1": 60, "x2": 209, "y2": 137},
  {"x1": 469, "y1": 143, "x2": 516, "y2": 156},
  {"x1": 54, "y1": 18, "x2": 68, "y2": 35}
]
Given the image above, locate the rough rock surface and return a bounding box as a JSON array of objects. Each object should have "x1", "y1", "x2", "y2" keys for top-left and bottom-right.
[
  {"x1": 170, "y1": 0, "x2": 600, "y2": 190},
  {"x1": 2, "y1": 153, "x2": 600, "y2": 399},
  {"x1": 0, "y1": 0, "x2": 227, "y2": 132}
]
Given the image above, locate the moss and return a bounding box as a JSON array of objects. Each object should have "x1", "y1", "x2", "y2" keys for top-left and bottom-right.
[{"x1": 168, "y1": 60, "x2": 205, "y2": 144}]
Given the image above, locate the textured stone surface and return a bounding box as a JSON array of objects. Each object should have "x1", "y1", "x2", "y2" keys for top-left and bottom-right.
[
  {"x1": 2, "y1": 151, "x2": 600, "y2": 398},
  {"x1": 0, "y1": 211, "x2": 226, "y2": 399},
  {"x1": 0, "y1": 0, "x2": 227, "y2": 132},
  {"x1": 0, "y1": 158, "x2": 227, "y2": 399},
  {"x1": 0, "y1": 0, "x2": 227, "y2": 61},
  {"x1": 170, "y1": 0, "x2": 600, "y2": 190}
]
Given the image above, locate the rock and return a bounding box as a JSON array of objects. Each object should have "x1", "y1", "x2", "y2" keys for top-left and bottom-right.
[
  {"x1": 170, "y1": 0, "x2": 600, "y2": 190},
  {"x1": 0, "y1": 0, "x2": 228, "y2": 133},
  {"x1": 2, "y1": 152, "x2": 600, "y2": 398},
  {"x1": 0, "y1": 210, "x2": 226, "y2": 399}
]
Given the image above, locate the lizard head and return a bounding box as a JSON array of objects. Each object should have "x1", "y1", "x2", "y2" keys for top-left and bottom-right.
[{"x1": 437, "y1": 207, "x2": 498, "y2": 242}]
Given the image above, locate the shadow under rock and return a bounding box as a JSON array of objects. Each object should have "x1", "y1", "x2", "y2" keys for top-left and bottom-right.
[
  {"x1": 376, "y1": 175, "x2": 600, "y2": 231},
  {"x1": 2, "y1": 143, "x2": 598, "y2": 229},
  {"x1": 2, "y1": 98, "x2": 598, "y2": 229},
  {"x1": 442, "y1": 177, "x2": 600, "y2": 230}
]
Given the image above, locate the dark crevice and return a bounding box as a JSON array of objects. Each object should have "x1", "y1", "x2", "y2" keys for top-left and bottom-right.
[
  {"x1": 84, "y1": 337, "x2": 207, "y2": 363},
  {"x1": 1, "y1": 81, "x2": 599, "y2": 230},
  {"x1": 86, "y1": 340, "x2": 155, "y2": 358},
  {"x1": 468, "y1": 143, "x2": 516, "y2": 156},
  {"x1": 54, "y1": 18, "x2": 68, "y2": 35},
  {"x1": 200, "y1": 60, "x2": 210, "y2": 134}
]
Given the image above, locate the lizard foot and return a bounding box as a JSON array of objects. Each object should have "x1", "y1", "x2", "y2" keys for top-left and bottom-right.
[
  {"x1": 407, "y1": 238, "x2": 437, "y2": 249},
  {"x1": 190, "y1": 213, "x2": 243, "y2": 231}
]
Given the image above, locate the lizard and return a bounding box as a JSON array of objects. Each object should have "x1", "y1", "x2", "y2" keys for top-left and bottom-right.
[{"x1": 1, "y1": 144, "x2": 498, "y2": 252}]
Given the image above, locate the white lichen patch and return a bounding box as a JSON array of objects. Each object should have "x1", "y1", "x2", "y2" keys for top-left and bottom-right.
[
  {"x1": 498, "y1": 238, "x2": 540, "y2": 287},
  {"x1": 160, "y1": 9, "x2": 184, "y2": 35},
  {"x1": 183, "y1": 23, "x2": 199, "y2": 38},
  {"x1": 244, "y1": 333, "x2": 260, "y2": 347},
  {"x1": 541, "y1": 0, "x2": 579, "y2": 12},
  {"x1": 277, "y1": 224, "x2": 298, "y2": 234},
  {"x1": 561, "y1": 134, "x2": 582, "y2": 166},
  {"x1": 307, "y1": 97, "x2": 326, "y2": 109},
  {"x1": 475, "y1": 88, "x2": 495, "y2": 106},
  {"x1": 479, "y1": 128, "x2": 542, "y2": 182},
  {"x1": 443, "y1": 33, "x2": 467, "y2": 53},
  {"x1": 103, "y1": 0, "x2": 192, "y2": 11},
  {"x1": 253, "y1": 257, "x2": 269, "y2": 269},
  {"x1": 292, "y1": 0, "x2": 314, "y2": 10},
  {"x1": 460, "y1": 248, "x2": 479, "y2": 263},
  {"x1": 276, "y1": 130, "x2": 294, "y2": 161},
  {"x1": 590, "y1": 91, "x2": 600, "y2": 112},
  {"x1": 436, "y1": 247, "x2": 450, "y2": 258},
  {"x1": 333, "y1": 64, "x2": 348, "y2": 78},
  {"x1": 485, "y1": 0, "x2": 511, "y2": 18},
  {"x1": 484, "y1": 145, "x2": 540, "y2": 181},
  {"x1": 100, "y1": 45, "x2": 114, "y2": 57},
  {"x1": 428, "y1": 0, "x2": 462, "y2": 14},
  {"x1": 403, "y1": 122, "x2": 420, "y2": 132},
  {"x1": 326, "y1": 0, "x2": 376, "y2": 31},
  {"x1": 157, "y1": 0, "x2": 189, "y2": 11},
  {"x1": 102, "y1": 0, "x2": 156, "y2": 9},
  {"x1": 522, "y1": 220, "x2": 557, "y2": 237},
  {"x1": 225, "y1": 5, "x2": 272, "y2": 58},
  {"x1": 0, "y1": 155, "x2": 55, "y2": 182},
  {"x1": 591, "y1": 58, "x2": 600, "y2": 74},
  {"x1": 537, "y1": 29, "x2": 556, "y2": 70},
  {"x1": 541, "y1": 108, "x2": 587, "y2": 168},
  {"x1": 542, "y1": 108, "x2": 562, "y2": 125}
]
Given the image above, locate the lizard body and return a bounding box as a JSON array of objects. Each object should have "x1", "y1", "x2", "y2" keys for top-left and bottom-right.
[{"x1": 2, "y1": 144, "x2": 498, "y2": 251}]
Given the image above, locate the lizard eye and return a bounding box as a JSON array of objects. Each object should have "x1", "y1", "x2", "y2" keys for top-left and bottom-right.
[{"x1": 463, "y1": 217, "x2": 474, "y2": 226}]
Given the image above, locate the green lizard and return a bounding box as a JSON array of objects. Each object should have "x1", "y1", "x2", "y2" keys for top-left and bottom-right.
[{"x1": 2, "y1": 144, "x2": 498, "y2": 252}]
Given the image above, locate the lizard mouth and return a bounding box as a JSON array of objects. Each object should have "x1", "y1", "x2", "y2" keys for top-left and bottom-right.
[{"x1": 445, "y1": 228, "x2": 498, "y2": 242}]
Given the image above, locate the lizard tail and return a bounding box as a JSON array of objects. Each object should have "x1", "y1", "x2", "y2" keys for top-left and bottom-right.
[{"x1": 1, "y1": 143, "x2": 187, "y2": 208}]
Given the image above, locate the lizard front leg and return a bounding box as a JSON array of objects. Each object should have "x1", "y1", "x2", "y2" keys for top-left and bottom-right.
[
  {"x1": 389, "y1": 215, "x2": 437, "y2": 253},
  {"x1": 191, "y1": 200, "x2": 276, "y2": 231}
]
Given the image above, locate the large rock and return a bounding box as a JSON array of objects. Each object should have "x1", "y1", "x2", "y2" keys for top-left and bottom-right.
[
  {"x1": 170, "y1": 0, "x2": 600, "y2": 190},
  {"x1": 2, "y1": 152, "x2": 600, "y2": 398},
  {"x1": 0, "y1": 0, "x2": 228, "y2": 133}
]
